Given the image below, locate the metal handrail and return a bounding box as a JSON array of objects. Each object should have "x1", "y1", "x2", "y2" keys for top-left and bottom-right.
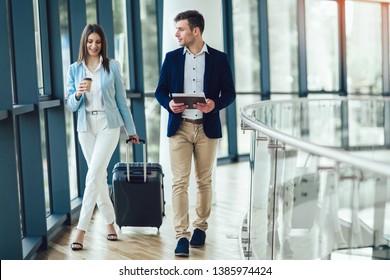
[{"x1": 239, "y1": 97, "x2": 390, "y2": 177}]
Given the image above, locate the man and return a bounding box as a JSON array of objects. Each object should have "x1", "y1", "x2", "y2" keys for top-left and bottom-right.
[{"x1": 155, "y1": 10, "x2": 236, "y2": 257}]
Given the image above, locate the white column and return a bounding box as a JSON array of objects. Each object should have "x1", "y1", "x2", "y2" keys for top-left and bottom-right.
[{"x1": 159, "y1": 0, "x2": 224, "y2": 205}]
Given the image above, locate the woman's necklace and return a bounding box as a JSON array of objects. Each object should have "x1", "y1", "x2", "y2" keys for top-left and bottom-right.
[
  {"x1": 87, "y1": 63, "x2": 99, "y2": 73},
  {"x1": 86, "y1": 58, "x2": 100, "y2": 73}
]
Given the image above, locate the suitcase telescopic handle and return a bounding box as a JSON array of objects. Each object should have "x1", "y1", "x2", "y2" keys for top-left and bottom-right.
[{"x1": 125, "y1": 138, "x2": 146, "y2": 182}]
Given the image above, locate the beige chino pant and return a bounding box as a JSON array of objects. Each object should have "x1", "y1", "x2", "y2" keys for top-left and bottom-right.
[{"x1": 169, "y1": 121, "x2": 219, "y2": 240}]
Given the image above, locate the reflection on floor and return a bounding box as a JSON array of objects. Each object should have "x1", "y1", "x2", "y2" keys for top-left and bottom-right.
[{"x1": 36, "y1": 161, "x2": 251, "y2": 260}]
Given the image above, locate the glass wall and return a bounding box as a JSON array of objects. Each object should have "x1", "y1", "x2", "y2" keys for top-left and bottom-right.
[
  {"x1": 14, "y1": 118, "x2": 25, "y2": 238},
  {"x1": 144, "y1": 97, "x2": 161, "y2": 162},
  {"x1": 140, "y1": 0, "x2": 159, "y2": 93},
  {"x1": 113, "y1": 0, "x2": 134, "y2": 162},
  {"x1": 268, "y1": 0, "x2": 298, "y2": 93},
  {"x1": 60, "y1": 0, "x2": 78, "y2": 200},
  {"x1": 232, "y1": 0, "x2": 260, "y2": 93},
  {"x1": 140, "y1": 0, "x2": 160, "y2": 162},
  {"x1": 306, "y1": 0, "x2": 339, "y2": 92},
  {"x1": 86, "y1": 0, "x2": 97, "y2": 24},
  {"x1": 346, "y1": 1, "x2": 382, "y2": 94},
  {"x1": 33, "y1": 0, "x2": 44, "y2": 96},
  {"x1": 113, "y1": 0, "x2": 131, "y2": 90},
  {"x1": 39, "y1": 109, "x2": 51, "y2": 215},
  {"x1": 348, "y1": 99, "x2": 385, "y2": 147},
  {"x1": 33, "y1": 0, "x2": 51, "y2": 215},
  {"x1": 232, "y1": 0, "x2": 261, "y2": 156}
]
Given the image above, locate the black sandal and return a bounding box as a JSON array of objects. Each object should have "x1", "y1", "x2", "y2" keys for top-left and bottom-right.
[
  {"x1": 70, "y1": 242, "x2": 84, "y2": 251},
  {"x1": 107, "y1": 234, "x2": 118, "y2": 241}
]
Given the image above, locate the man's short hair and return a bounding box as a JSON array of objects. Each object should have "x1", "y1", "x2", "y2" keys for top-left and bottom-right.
[{"x1": 174, "y1": 10, "x2": 205, "y2": 34}]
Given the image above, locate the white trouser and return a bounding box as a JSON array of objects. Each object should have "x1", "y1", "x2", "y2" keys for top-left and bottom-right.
[{"x1": 77, "y1": 113, "x2": 120, "y2": 232}]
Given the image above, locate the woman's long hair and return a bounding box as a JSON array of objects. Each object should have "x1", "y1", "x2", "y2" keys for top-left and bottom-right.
[{"x1": 77, "y1": 24, "x2": 110, "y2": 73}]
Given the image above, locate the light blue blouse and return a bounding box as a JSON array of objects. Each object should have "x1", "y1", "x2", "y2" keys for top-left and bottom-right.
[{"x1": 66, "y1": 59, "x2": 136, "y2": 136}]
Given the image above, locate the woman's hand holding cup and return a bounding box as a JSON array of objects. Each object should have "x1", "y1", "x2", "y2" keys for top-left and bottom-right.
[
  {"x1": 75, "y1": 78, "x2": 92, "y2": 100},
  {"x1": 83, "y1": 78, "x2": 92, "y2": 92}
]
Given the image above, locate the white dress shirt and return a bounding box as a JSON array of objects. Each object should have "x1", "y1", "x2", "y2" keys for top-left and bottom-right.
[
  {"x1": 82, "y1": 56, "x2": 104, "y2": 112},
  {"x1": 182, "y1": 43, "x2": 208, "y2": 120}
]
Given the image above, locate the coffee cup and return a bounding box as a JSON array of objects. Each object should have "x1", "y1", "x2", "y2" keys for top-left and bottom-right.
[{"x1": 83, "y1": 78, "x2": 92, "y2": 92}]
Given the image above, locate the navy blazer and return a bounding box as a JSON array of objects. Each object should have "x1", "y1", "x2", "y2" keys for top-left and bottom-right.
[{"x1": 155, "y1": 45, "x2": 236, "y2": 138}]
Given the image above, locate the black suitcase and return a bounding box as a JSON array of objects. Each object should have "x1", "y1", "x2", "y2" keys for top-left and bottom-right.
[{"x1": 112, "y1": 139, "x2": 165, "y2": 230}]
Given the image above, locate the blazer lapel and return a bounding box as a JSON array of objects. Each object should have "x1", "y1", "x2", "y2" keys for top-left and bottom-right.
[
  {"x1": 204, "y1": 47, "x2": 212, "y2": 94},
  {"x1": 178, "y1": 50, "x2": 185, "y2": 92}
]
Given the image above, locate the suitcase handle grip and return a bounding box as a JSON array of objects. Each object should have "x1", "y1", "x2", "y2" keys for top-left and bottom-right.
[
  {"x1": 125, "y1": 139, "x2": 146, "y2": 183},
  {"x1": 126, "y1": 138, "x2": 146, "y2": 144}
]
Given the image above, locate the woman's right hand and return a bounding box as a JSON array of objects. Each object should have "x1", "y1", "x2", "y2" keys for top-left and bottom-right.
[
  {"x1": 128, "y1": 134, "x2": 140, "y2": 144},
  {"x1": 75, "y1": 81, "x2": 87, "y2": 100}
]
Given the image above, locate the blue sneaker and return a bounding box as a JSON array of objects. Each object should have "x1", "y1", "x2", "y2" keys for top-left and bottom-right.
[
  {"x1": 190, "y1": 228, "x2": 206, "y2": 248},
  {"x1": 174, "y1": 237, "x2": 189, "y2": 257}
]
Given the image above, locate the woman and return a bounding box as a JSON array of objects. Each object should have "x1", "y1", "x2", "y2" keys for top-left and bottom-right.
[{"x1": 67, "y1": 24, "x2": 139, "y2": 251}]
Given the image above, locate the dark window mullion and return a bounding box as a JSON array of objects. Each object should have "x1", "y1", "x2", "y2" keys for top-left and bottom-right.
[{"x1": 297, "y1": 0, "x2": 308, "y2": 97}]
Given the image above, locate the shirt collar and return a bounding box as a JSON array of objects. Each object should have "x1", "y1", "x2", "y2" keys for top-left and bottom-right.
[
  {"x1": 183, "y1": 43, "x2": 208, "y2": 56},
  {"x1": 82, "y1": 55, "x2": 103, "y2": 70}
]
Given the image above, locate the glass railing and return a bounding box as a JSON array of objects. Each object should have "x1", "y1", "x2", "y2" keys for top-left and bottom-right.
[{"x1": 240, "y1": 97, "x2": 390, "y2": 260}]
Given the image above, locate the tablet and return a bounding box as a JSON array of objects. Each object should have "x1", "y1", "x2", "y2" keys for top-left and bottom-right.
[{"x1": 172, "y1": 93, "x2": 206, "y2": 109}]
